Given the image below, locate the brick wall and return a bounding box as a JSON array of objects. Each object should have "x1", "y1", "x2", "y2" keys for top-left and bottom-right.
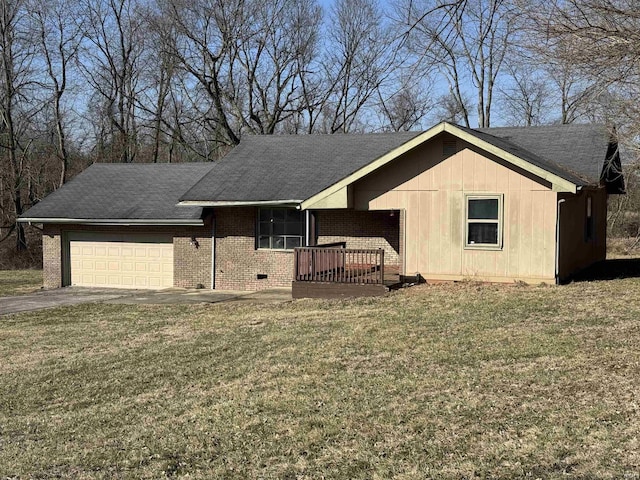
[
  {"x1": 40, "y1": 223, "x2": 212, "y2": 290},
  {"x1": 214, "y1": 207, "x2": 294, "y2": 290},
  {"x1": 173, "y1": 223, "x2": 213, "y2": 289},
  {"x1": 315, "y1": 210, "x2": 400, "y2": 266},
  {"x1": 40, "y1": 208, "x2": 402, "y2": 291},
  {"x1": 42, "y1": 225, "x2": 62, "y2": 289}
]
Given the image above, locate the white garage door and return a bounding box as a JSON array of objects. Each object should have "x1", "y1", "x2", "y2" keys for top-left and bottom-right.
[{"x1": 68, "y1": 233, "x2": 174, "y2": 289}]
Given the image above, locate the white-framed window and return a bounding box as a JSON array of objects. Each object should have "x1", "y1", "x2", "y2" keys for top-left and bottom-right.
[
  {"x1": 465, "y1": 194, "x2": 503, "y2": 249},
  {"x1": 258, "y1": 208, "x2": 304, "y2": 250}
]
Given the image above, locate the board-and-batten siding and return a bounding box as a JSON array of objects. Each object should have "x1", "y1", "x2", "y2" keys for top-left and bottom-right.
[{"x1": 353, "y1": 138, "x2": 558, "y2": 283}]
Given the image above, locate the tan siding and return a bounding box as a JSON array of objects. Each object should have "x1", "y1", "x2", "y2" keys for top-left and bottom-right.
[
  {"x1": 354, "y1": 137, "x2": 558, "y2": 283},
  {"x1": 558, "y1": 188, "x2": 607, "y2": 280}
]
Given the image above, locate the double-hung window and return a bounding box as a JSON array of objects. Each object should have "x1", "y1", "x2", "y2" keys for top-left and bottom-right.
[
  {"x1": 465, "y1": 195, "x2": 503, "y2": 249},
  {"x1": 258, "y1": 208, "x2": 304, "y2": 250}
]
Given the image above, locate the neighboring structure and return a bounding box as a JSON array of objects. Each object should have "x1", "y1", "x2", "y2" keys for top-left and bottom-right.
[{"x1": 19, "y1": 122, "x2": 624, "y2": 295}]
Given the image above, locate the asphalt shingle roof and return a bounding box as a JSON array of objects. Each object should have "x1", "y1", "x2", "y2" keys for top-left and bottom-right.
[
  {"x1": 21, "y1": 163, "x2": 214, "y2": 222},
  {"x1": 181, "y1": 123, "x2": 612, "y2": 203},
  {"x1": 180, "y1": 132, "x2": 422, "y2": 203},
  {"x1": 21, "y1": 122, "x2": 617, "y2": 222},
  {"x1": 476, "y1": 123, "x2": 612, "y2": 184}
]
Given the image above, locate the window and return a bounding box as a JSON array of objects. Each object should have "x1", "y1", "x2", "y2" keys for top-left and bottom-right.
[
  {"x1": 465, "y1": 195, "x2": 503, "y2": 249},
  {"x1": 585, "y1": 196, "x2": 594, "y2": 242},
  {"x1": 258, "y1": 208, "x2": 304, "y2": 250}
]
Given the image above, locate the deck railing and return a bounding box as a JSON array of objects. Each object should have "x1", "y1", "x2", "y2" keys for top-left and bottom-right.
[{"x1": 294, "y1": 245, "x2": 385, "y2": 284}]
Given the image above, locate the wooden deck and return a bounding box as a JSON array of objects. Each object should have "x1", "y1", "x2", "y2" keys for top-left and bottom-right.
[{"x1": 292, "y1": 246, "x2": 401, "y2": 299}]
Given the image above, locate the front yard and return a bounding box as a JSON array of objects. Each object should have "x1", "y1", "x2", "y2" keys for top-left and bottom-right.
[
  {"x1": 1, "y1": 274, "x2": 639, "y2": 478},
  {"x1": 0, "y1": 269, "x2": 42, "y2": 296}
]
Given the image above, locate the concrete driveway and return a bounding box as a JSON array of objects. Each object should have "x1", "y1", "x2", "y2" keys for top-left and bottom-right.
[{"x1": 0, "y1": 287, "x2": 292, "y2": 315}]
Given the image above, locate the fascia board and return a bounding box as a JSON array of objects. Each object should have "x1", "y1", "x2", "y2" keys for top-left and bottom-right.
[
  {"x1": 177, "y1": 200, "x2": 302, "y2": 207},
  {"x1": 17, "y1": 218, "x2": 204, "y2": 226},
  {"x1": 443, "y1": 124, "x2": 577, "y2": 193}
]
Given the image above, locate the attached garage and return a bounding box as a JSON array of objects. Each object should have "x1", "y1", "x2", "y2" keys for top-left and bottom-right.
[
  {"x1": 67, "y1": 233, "x2": 174, "y2": 289},
  {"x1": 18, "y1": 163, "x2": 216, "y2": 290}
]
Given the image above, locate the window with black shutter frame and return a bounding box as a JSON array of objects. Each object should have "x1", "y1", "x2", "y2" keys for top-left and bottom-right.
[{"x1": 258, "y1": 208, "x2": 305, "y2": 250}]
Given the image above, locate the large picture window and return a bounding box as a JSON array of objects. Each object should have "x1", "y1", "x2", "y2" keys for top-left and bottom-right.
[
  {"x1": 258, "y1": 208, "x2": 304, "y2": 250},
  {"x1": 465, "y1": 195, "x2": 503, "y2": 249}
]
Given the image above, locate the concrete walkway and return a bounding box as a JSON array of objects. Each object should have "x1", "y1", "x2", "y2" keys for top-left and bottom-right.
[{"x1": 0, "y1": 287, "x2": 292, "y2": 315}]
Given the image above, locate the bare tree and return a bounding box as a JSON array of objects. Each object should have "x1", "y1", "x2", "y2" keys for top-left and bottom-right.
[
  {"x1": 157, "y1": 0, "x2": 321, "y2": 154},
  {"x1": 321, "y1": 0, "x2": 392, "y2": 133},
  {"x1": 526, "y1": 0, "x2": 640, "y2": 138},
  {"x1": 399, "y1": 0, "x2": 516, "y2": 127},
  {"x1": 29, "y1": 0, "x2": 83, "y2": 184},
  {"x1": 80, "y1": 0, "x2": 145, "y2": 163},
  {"x1": 0, "y1": 0, "x2": 36, "y2": 250},
  {"x1": 498, "y1": 64, "x2": 549, "y2": 126},
  {"x1": 377, "y1": 76, "x2": 434, "y2": 131}
]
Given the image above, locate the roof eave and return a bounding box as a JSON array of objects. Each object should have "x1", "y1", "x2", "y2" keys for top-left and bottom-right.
[
  {"x1": 177, "y1": 199, "x2": 303, "y2": 208},
  {"x1": 17, "y1": 217, "x2": 205, "y2": 226}
]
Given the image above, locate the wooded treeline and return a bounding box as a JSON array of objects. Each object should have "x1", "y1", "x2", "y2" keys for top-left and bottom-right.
[{"x1": 1, "y1": 0, "x2": 639, "y2": 260}]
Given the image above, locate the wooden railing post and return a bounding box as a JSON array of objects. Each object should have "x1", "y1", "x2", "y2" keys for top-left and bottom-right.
[{"x1": 294, "y1": 246, "x2": 389, "y2": 286}]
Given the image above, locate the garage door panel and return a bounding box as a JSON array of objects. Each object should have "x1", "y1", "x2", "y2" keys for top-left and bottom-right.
[{"x1": 69, "y1": 234, "x2": 173, "y2": 289}]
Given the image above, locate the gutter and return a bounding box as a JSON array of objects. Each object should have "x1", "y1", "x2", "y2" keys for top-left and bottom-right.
[
  {"x1": 17, "y1": 218, "x2": 205, "y2": 226},
  {"x1": 177, "y1": 199, "x2": 302, "y2": 207}
]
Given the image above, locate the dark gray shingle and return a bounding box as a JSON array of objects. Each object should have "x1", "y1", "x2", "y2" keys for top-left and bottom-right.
[
  {"x1": 22, "y1": 123, "x2": 617, "y2": 222},
  {"x1": 21, "y1": 163, "x2": 214, "y2": 221},
  {"x1": 477, "y1": 123, "x2": 612, "y2": 184},
  {"x1": 180, "y1": 132, "x2": 422, "y2": 203},
  {"x1": 181, "y1": 124, "x2": 611, "y2": 203}
]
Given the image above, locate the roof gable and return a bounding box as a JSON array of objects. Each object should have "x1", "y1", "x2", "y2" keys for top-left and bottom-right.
[
  {"x1": 301, "y1": 123, "x2": 594, "y2": 209},
  {"x1": 181, "y1": 122, "x2": 614, "y2": 210}
]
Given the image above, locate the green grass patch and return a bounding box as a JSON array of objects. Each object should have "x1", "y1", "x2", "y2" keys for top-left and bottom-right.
[
  {"x1": 1, "y1": 280, "x2": 640, "y2": 478},
  {"x1": 0, "y1": 269, "x2": 42, "y2": 296}
]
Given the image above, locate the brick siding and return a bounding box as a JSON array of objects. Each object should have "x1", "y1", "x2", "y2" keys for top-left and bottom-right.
[
  {"x1": 40, "y1": 208, "x2": 401, "y2": 291},
  {"x1": 315, "y1": 210, "x2": 400, "y2": 266},
  {"x1": 173, "y1": 223, "x2": 213, "y2": 289},
  {"x1": 42, "y1": 225, "x2": 63, "y2": 289},
  {"x1": 213, "y1": 207, "x2": 294, "y2": 290}
]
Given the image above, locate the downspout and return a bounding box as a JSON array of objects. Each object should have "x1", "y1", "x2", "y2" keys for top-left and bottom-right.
[
  {"x1": 211, "y1": 215, "x2": 216, "y2": 289},
  {"x1": 555, "y1": 198, "x2": 566, "y2": 284}
]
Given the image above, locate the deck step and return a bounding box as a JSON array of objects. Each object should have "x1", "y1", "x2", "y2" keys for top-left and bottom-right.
[{"x1": 292, "y1": 281, "x2": 388, "y2": 299}]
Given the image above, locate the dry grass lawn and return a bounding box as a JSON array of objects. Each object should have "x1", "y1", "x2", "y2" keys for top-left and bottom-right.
[
  {"x1": 0, "y1": 269, "x2": 42, "y2": 296},
  {"x1": 1, "y1": 277, "x2": 639, "y2": 478}
]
